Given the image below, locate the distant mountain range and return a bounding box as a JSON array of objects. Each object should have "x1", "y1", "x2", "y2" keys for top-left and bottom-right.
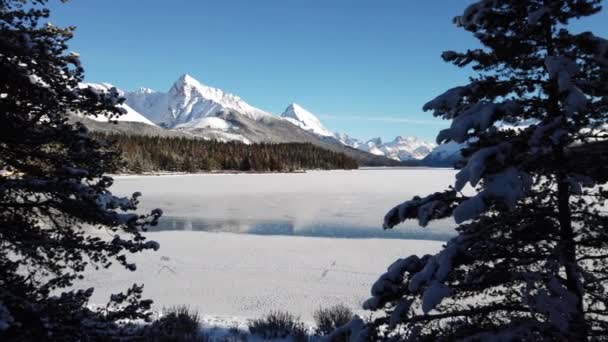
[
  {"x1": 335, "y1": 134, "x2": 437, "y2": 161},
  {"x1": 79, "y1": 75, "x2": 463, "y2": 166}
]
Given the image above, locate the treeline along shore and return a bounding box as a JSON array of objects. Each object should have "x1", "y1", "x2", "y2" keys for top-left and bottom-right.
[{"x1": 94, "y1": 133, "x2": 360, "y2": 173}]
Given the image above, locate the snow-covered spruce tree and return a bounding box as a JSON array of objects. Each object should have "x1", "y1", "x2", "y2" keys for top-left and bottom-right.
[
  {"x1": 344, "y1": 1, "x2": 608, "y2": 341},
  {"x1": 0, "y1": 0, "x2": 162, "y2": 340}
]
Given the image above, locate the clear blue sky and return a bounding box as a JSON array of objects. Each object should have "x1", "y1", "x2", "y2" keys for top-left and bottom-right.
[{"x1": 48, "y1": 0, "x2": 607, "y2": 141}]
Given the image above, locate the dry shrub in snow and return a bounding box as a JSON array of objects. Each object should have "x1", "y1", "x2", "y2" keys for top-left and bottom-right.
[
  {"x1": 248, "y1": 310, "x2": 308, "y2": 340},
  {"x1": 313, "y1": 304, "x2": 354, "y2": 336},
  {"x1": 144, "y1": 306, "x2": 205, "y2": 342}
]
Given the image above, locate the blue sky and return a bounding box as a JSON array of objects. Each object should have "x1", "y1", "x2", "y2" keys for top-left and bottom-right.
[{"x1": 48, "y1": 1, "x2": 607, "y2": 141}]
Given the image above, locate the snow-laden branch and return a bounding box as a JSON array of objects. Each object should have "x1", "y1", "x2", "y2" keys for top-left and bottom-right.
[{"x1": 383, "y1": 190, "x2": 461, "y2": 229}]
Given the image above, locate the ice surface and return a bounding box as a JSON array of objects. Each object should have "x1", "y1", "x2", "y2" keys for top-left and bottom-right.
[
  {"x1": 111, "y1": 168, "x2": 458, "y2": 236},
  {"x1": 76, "y1": 169, "x2": 454, "y2": 320}
]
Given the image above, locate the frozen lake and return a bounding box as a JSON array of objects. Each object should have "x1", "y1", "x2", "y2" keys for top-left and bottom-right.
[
  {"x1": 112, "y1": 167, "x2": 458, "y2": 240},
  {"x1": 78, "y1": 168, "x2": 455, "y2": 321}
]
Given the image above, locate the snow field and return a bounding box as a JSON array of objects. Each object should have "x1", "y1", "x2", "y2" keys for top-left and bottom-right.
[{"x1": 77, "y1": 231, "x2": 442, "y2": 322}]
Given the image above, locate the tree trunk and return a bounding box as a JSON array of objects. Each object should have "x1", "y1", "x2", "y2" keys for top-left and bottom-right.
[
  {"x1": 557, "y1": 152, "x2": 587, "y2": 341},
  {"x1": 542, "y1": 10, "x2": 588, "y2": 337}
]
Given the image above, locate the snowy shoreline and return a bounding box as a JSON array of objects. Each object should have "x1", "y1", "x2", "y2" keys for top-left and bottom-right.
[
  {"x1": 77, "y1": 231, "x2": 443, "y2": 322},
  {"x1": 108, "y1": 166, "x2": 452, "y2": 178}
]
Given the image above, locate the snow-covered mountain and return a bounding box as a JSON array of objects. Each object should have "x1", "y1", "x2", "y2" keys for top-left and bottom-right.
[
  {"x1": 124, "y1": 74, "x2": 272, "y2": 128},
  {"x1": 383, "y1": 136, "x2": 437, "y2": 161},
  {"x1": 79, "y1": 83, "x2": 156, "y2": 126},
  {"x1": 336, "y1": 134, "x2": 436, "y2": 161},
  {"x1": 334, "y1": 133, "x2": 363, "y2": 149},
  {"x1": 78, "y1": 74, "x2": 450, "y2": 165},
  {"x1": 280, "y1": 103, "x2": 333, "y2": 137},
  {"x1": 119, "y1": 74, "x2": 432, "y2": 161}
]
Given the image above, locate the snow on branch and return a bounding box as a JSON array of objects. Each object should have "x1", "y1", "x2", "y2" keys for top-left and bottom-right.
[
  {"x1": 424, "y1": 80, "x2": 521, "y2": 145},
  {"x1": 454, "y1": 142, "x2": 512, "y2": 192},
  {"x1": 436, "y1": 100, "x2": 520, "y2": 144},
  {"x1": 449, "y1": 142, "x2": 531, "y2": 223},
  {"x1": 545, "y1": 56, "x2": 588, "y2": 117},
  {"x1": 454, "y1": 0, "x2": 498, "y2": 30},
  {"x1": 522, "y1": 274, "x2": 579, "y2": 333},
  {"x1": 364, "y1": 236, "x2": 470, "y2": 316},
  {"x1": 327, "y1": 315, "x2": 369, "y2": 342},
  {"x1": 529, "y1": 116, "x2": 563, "y2": 147},
  {"x1": 365, "y1": 255, "x2": 425, "y2": 310},
  {"x1": 423, "y1": 85, "x2": 474, "y2": 119},
  {"x1": 454, "y1": 167, "x2": 532, "y2": 224},
  {"x1": 383, "y1": 190, "x2": 460, "y2": 229}
]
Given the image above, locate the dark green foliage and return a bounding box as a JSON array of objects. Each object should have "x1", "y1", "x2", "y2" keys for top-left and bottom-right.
[
  {"x1": 0, "y1": 0, "x2": 161, "y2": 340},
  {"x1": 313, "y1": 304, "x2": 354, "y2": 336},
  {"x1": 248, "y1": 311, "x2": 308, "y2": 339},
  {"x1": 94, "y1": 133, "x2": 359, "y2": 173}
]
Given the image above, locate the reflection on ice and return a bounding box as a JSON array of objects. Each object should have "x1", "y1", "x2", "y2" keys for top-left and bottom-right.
[
  {"x1": 151, "y1": 216, "x2": 454, "y2": 241},
  {"x1": 112, "y1": 169, "x2": 461, "y2": 241}
]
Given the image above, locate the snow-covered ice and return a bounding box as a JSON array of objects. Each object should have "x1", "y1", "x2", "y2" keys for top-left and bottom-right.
[
  {"x1": 77, "y1": 231, "x2": 442, "y2": 322},
  {"x1": 77, "y1": 169, "x2": 453, "y2": 323},
  {"x1": 111, "y1": 168, "x2": 458, "y2": 238}
]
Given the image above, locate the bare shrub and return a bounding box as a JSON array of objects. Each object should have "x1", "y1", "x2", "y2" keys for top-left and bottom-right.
[
  {"x1": 145, "y1": 306, "x2": 205, "y2": 341},
  {"x1": 249, "y1": 310, "x2": 308, "y2": 340},
  {"x1": 313, "y1": 304, "x2": 354, "y2": 336}
]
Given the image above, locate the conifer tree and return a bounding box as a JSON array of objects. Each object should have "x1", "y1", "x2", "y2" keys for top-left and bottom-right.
[
  {"x1": 0, "y1": 0, "x2": 161, "y2": 339},
  {"x1": 343, "y1": 1, "x2": 608, "y2": 340}
]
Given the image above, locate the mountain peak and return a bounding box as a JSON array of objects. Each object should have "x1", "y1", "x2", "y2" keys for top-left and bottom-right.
[
  {"x1": 285, "y1": 102, "x2": 304, "y2": 112},
  {"x1": 125, "y1": 74, "x2": 273, "y2": 127},
  {"x1": 170, "y1": 74, "x2": 230, "y2": 101},
  {"x1": 280, "y1": 103, "x2": 333, "y2": 137},
  {"x1": 173, "y1": 74, "x2": 205, "y2": 90},
  {"x1": 177, "y1": 73, "x2": 196, "y2": 83}
]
